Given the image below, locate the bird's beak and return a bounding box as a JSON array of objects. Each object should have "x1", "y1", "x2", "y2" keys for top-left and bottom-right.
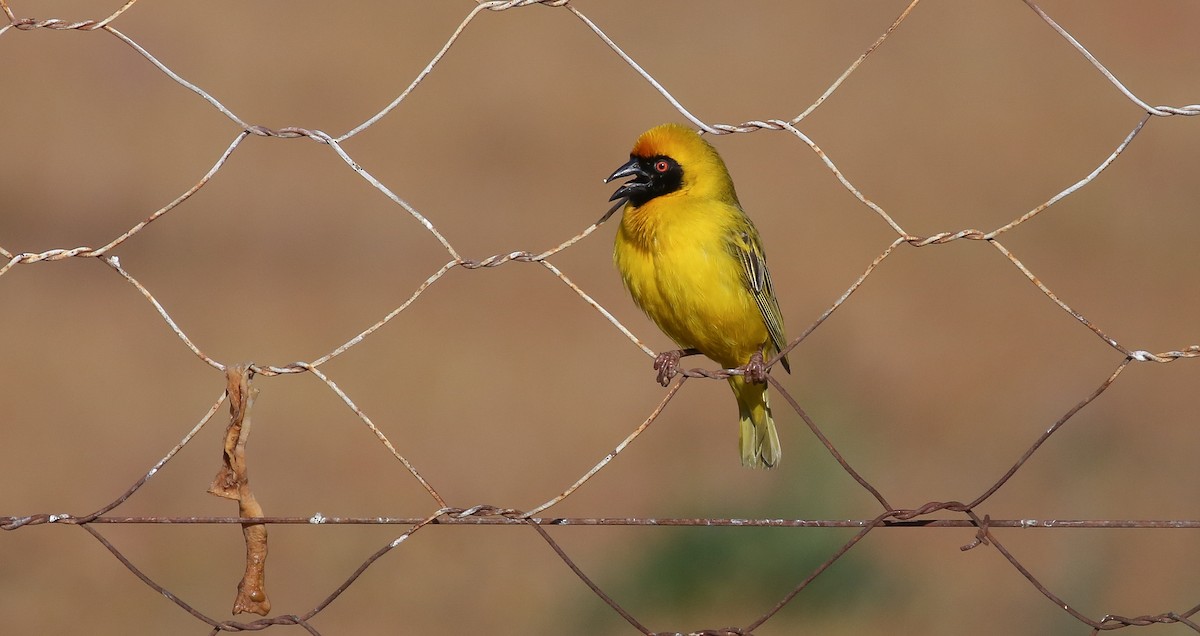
[{"x1": 605, "y1": 157, "x2": 649, "y2": 202}]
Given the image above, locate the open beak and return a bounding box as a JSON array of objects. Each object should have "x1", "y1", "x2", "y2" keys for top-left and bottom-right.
[{"x1": 605, "y1": 157, "x2": 649, "y2": 202}]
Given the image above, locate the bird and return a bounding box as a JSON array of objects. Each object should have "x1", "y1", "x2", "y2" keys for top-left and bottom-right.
[{"x1": 605, "y1": 123, "x2": 791, "y2": 468}]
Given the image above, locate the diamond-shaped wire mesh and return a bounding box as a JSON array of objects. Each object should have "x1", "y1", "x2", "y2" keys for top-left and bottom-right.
[{"x1": 2, "y1": 1, "x2": 1199, "y2": 634}]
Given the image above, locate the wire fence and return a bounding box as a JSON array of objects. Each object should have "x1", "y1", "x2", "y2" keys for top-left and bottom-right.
[{"x1": 2, "y1": 0, "x2": 1199, "y2": 634}]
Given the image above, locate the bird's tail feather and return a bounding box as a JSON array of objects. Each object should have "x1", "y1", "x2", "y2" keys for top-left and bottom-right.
[{"x1": 731, "y1": 377, "x2": 781, "y2": 469}]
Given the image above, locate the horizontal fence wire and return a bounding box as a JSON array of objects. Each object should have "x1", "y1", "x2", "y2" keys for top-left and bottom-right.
[{"x1": 2, "y1": 0, "x2": 1199, "y2": 634}]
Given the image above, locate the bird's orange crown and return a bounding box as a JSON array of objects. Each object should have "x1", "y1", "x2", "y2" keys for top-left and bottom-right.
[{"x1": 630, "y1": 123, "x2": 739, "y2": 204}]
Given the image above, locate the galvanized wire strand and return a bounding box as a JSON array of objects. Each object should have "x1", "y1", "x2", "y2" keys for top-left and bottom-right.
[{"x1": 1022, "y1": 0, "x2": 1200, "y2": 118}]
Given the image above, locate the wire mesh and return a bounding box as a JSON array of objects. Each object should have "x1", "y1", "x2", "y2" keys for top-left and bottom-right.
[{"x1": 2, "y1": 0, "x2": 1198, "y2": 634}]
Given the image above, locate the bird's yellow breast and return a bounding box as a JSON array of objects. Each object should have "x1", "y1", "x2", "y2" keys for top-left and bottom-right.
[{"x1": 614, "y1": 195, "x2": 768, "y2": 369}]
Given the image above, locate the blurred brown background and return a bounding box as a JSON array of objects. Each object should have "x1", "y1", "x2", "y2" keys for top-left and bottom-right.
[{"x1": 2, "y1": 1, "x2": 1198, "y2": 634}]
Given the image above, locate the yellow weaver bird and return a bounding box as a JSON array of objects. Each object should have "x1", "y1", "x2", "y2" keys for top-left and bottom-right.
[{"x1": 606, "y1": 123, "x2": 791, "y2": 468}]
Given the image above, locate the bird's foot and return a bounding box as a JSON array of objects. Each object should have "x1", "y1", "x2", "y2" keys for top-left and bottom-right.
[
  {"x1": 653, "y1": 350, "x2": 684, "y2": 387},
  {"x1": 744, "y1": 350, "x2": 768, "y2": 384}
]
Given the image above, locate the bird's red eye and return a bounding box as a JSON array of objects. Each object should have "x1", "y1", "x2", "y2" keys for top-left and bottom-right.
[{"x1": 654, "y1": 160, "x2": 670, "y2": 173}]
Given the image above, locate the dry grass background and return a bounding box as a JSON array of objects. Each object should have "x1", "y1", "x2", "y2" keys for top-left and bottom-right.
[{"x1": 1, "y1": 1, "x2": 1198, "y2": 634}]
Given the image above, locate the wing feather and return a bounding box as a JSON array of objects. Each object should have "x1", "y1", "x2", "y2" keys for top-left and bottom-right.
[{"x1": 731, "y1": 225, "x2": 791, "y2": 373}]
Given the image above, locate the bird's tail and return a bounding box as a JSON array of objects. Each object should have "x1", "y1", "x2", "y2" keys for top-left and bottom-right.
[{"x1": 729, "y1": 376, "x2": 781, "y2": 469}]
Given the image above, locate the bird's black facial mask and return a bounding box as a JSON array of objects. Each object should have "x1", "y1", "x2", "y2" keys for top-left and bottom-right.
[{"x1": 605, "y1": 155, "x2": 683, "y2": 207}]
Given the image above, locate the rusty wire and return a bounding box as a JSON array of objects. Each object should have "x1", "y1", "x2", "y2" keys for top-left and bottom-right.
[{"x1": 2, "y1": 0, "x2": 1199, "y2": 634}]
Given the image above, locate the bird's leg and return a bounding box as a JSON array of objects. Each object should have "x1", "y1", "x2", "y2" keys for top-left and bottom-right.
[
  {"x1": 653, "y1": 348, "x2": 701, "y2": 387},
  {"x1": 744, "y1": 349, "x2": 768, "y2": 384}
]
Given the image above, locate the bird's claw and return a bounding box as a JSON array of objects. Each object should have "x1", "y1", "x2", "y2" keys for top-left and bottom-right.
[
  {"x1": 744, "y1": 350, "x2": 768, "y2": 384},
  {"x1": 653, "y1": 350, "x2": 683, "y2": 387}
]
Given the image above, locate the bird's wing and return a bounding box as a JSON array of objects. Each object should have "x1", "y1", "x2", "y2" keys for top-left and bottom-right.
[{"x1": 731, "y1": 223, "x2": 791, "y2": 373}]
